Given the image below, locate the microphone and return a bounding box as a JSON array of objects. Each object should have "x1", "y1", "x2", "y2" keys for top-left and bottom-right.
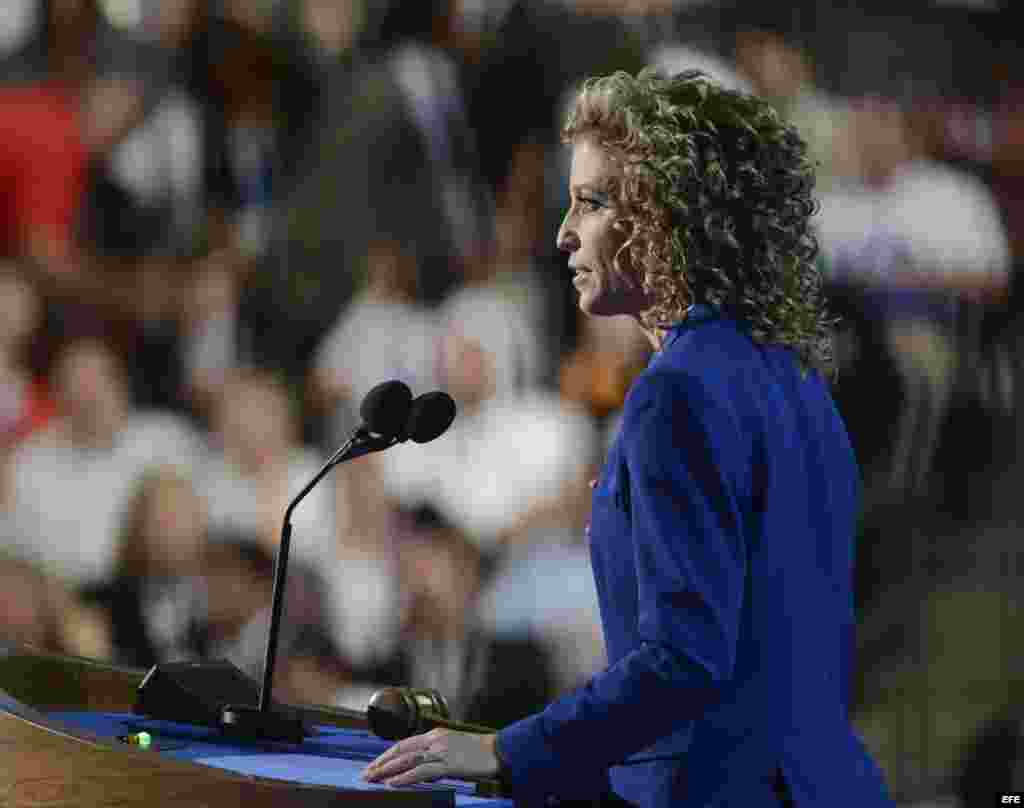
[
  {"x1": 401, "y1": 390, "x2": 457, "y2": 444},
  {"x1": 245, "y1": 381, "x2": 418, "y2": 718},
  {"x1": 135, "y1": 381, "x2": 454, "y2": 744},
  {"x1": 360, "y1": 379, "x2": 415, "y2": 439},
  {"x1": 325, "y1": 386, "x2": 456, "y2": 467},
  {"x1": 323, "y1": 380, "x2": 415, "y2": 468},
  {"x1": 366, "y1": 687, "x2": 495, "y2": 741}
]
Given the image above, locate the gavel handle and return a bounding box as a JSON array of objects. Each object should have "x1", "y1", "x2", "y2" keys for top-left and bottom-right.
[
  {"x1": 285, "y1": 702, "x2": 367, "y2": 727},
  {"x1": 284, "y1": 695, "x2": 496, "y2": 735},
  {"x1": 418, "y1": 712, "x2": 496, "y2": 735}
]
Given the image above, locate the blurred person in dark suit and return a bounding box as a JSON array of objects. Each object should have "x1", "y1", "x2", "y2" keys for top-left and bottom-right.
[
  {"x1": 466, "y1": 0, "x2": 647, "y2": 195},
  {"x1": 276, "y1": 0, "x2": 492, "y2": 352},
  {"x1": 363, "y1": 68, "x2": 894, "y2": 808}
]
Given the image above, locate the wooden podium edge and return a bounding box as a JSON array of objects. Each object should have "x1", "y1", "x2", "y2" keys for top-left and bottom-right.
[{"x1": 0, "y1": 644, "x2": 449, "y2": 807}]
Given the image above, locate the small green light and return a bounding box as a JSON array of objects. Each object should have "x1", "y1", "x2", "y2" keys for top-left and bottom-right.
[{"x1": 128, "y1": 731, "x2": 152, "y2": 748}]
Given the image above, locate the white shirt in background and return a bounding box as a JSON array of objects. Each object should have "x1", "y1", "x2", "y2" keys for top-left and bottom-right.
[{"x1": 8, "y1": 411, "x2": 203, "y2": 585}]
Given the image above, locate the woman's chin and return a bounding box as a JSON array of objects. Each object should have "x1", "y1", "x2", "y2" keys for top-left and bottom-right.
[{"x1": 579, "y1": 294, "x2": 622, "y2": 318}]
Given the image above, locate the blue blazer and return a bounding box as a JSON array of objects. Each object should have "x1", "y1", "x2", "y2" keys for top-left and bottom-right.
[{"x1": 496, "y1": 309, "x2": 895, "y2": 807}]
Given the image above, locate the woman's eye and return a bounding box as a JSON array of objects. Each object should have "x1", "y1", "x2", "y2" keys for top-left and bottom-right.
[{"x1": 578, "y1": 197, "x2": 601, "y2": 211}]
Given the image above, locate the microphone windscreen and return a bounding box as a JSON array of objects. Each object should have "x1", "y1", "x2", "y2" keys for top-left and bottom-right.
[
  {"x1": 360, "y1": 381, "x2": 413, "y2": 438},
  {"x1": 406, "y1": 392, "x2": 456, "y2": 444}
]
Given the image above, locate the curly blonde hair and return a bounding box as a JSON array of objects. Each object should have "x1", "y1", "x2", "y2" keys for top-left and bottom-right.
[{"x1": 563, "y1": 68, "x2": 834, "y2": 375}]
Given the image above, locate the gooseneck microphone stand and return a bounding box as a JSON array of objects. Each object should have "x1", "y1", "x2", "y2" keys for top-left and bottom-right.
[
  {"x1": 220, "y1": 428, "x2": 397, "y2": 741},
  {"x1": 132, "y1": 382, "x2": 454, "y2": 743}
]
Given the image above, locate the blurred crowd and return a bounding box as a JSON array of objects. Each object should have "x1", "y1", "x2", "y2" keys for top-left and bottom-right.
[{"x1": 1, "y1": 1, "x2": 1022, "y2": 805}]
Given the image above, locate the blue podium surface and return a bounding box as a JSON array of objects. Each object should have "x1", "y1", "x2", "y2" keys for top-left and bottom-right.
[{"x1": 47, "y1": 711, "x2": 514, "y2": 808}]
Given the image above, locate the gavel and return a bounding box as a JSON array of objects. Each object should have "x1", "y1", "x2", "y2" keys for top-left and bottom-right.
[
  {"x1": 366, "y1": 687, "x2": 496, "y2": 740},
  {"x1": 364, "y1": 687, "x2": 506, "y2": 798}
]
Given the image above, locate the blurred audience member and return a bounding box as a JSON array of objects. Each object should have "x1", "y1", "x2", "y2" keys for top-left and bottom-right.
[
  {"x1": 296, "y1": 0, "x2": 369, "y2": 64},
  {"x1": 438, "y1": 142, "x2": 553, "y2": 397},
  {"x1": 0, "y1": 262, "x2": 57, "y2": 449},
  {"x1": 281, "y1": 0, "x2": 491, "y2": 328},
  {"x1": 0, "y1": 0, "x2": 148, "y2": 289},
  {"x1": 207, "y1": 16, "x2": 280, "y2": 259},
  {"x1": 80, "y1": 466, "x2": 209, "y2": 668},
  {"x1": 0, "y1": 75, "x2": 88, "y2": 273},
  {"x1": 376, "y1": 505, "x2": 557, "y2": 728},
  {"x1": 380, "y1": 332, "x2": 598, "y2": 555},
  {"x1": 467, "y1": 0, "x2": 646, "y2": 194},
  {"x1": 83, "y1": 94, "x2": 203, "y2": 254},
  {"x1": 137, "y1": 0, "x2": 253, "y2": 256},
  {"x1": 323, "y1": 454, "x2": 404, "y2": 674},
  {"x1": 180, "y1": 248, "x2": 247, "y2": 415},
  {"x1": 816, "y1": 97, "x2": 1011, "y2": 495},
  {"x1": 477, "y1": 537, "x2": 606, "y2": 695},
  {"x1": 649, "y1": 42, "x2": 752, "y2": 96},
  {"x1": 6, "y1": 335, "x2": 203, "y2": 584},
  {"x1": 201, "y1": 367, "x2": 332, "y2": 564},
  {"x1": 201, "y1": 534, "x2": 332, "y2": 685},
  {"x1": 234, "y1": 0, "x2": 374, "y2": 380},
  {"x1": 309, "y1": 239, "x2": 438, "y2": 446},
  {"x1": 82, "y1": 1, "x2": 204, "y2": 259},
  {"x1": 198, "y1": 535, "x2": 275, "y2": 678},
  {"x1": 820, "y1": 98, "x2": 1010, "y2": 302},
  {"x1": 373, "y1": 0, "x2": 492, "y2": 273},
  {"x1": 0, "y1": 0, "x2": 37, "y2": 60},
  {"x1": 275, "y1": 623, "x2": 369, "y2": 710},
  {"x1": 734, "y1": 28, "x2": 849, "y2": 193},
  {"x1": 0, "y1": 554, "x2": 112, "y2": 660},
  {"x1": 119, "y1": 253, "x2": 191, "y2": 413},
  {"x1": 560, "y1": 312, "x2": 652, "y2": 423}
]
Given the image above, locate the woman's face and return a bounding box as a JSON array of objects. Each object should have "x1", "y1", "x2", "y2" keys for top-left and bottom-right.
[{"x1": 557, "y1": 136, "x2": 653, "y2": 319}]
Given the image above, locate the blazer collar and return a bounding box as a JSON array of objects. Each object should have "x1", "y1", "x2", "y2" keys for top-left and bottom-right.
[{"x1": 659, "y1": 304, "x2": 719, "y2": 353}]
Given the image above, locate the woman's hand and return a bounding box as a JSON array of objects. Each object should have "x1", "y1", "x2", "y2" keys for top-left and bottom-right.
[{"x1": 361, "y1": 729, "x2": 501, "y2": 787}]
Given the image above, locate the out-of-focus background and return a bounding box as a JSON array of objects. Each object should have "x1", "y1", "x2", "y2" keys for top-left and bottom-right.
[{"x1": 0, "y1": 0, "x2": 1020, "y2": 804}]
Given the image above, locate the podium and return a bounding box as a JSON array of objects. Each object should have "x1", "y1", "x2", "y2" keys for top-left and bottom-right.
[{"x1": 0, "y1": 643, "x2": 509, "y2": 807}]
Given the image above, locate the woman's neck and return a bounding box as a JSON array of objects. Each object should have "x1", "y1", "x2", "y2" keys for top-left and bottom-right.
[{"x1": 633, "y1": 316, "x2": 668, "y2": 353}]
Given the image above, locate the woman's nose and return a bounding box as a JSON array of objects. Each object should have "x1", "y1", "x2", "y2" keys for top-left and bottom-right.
[{"x1": 557, "y1": 220, "x2": 580, "y2": 254}]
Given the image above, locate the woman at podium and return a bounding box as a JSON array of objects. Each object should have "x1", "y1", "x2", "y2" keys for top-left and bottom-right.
[{"x1": 363, "y1": 68, "x2": 896, "y2": 808}]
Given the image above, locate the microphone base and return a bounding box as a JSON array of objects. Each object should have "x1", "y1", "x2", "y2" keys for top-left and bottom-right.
[{"x1": 220, "y1": 704, "x2": 308, "y2": 744}]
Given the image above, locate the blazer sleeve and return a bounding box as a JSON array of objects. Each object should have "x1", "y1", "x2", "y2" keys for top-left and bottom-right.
[{"x1": 496, "y1": 370, "x2": 750, "y2": 799}]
